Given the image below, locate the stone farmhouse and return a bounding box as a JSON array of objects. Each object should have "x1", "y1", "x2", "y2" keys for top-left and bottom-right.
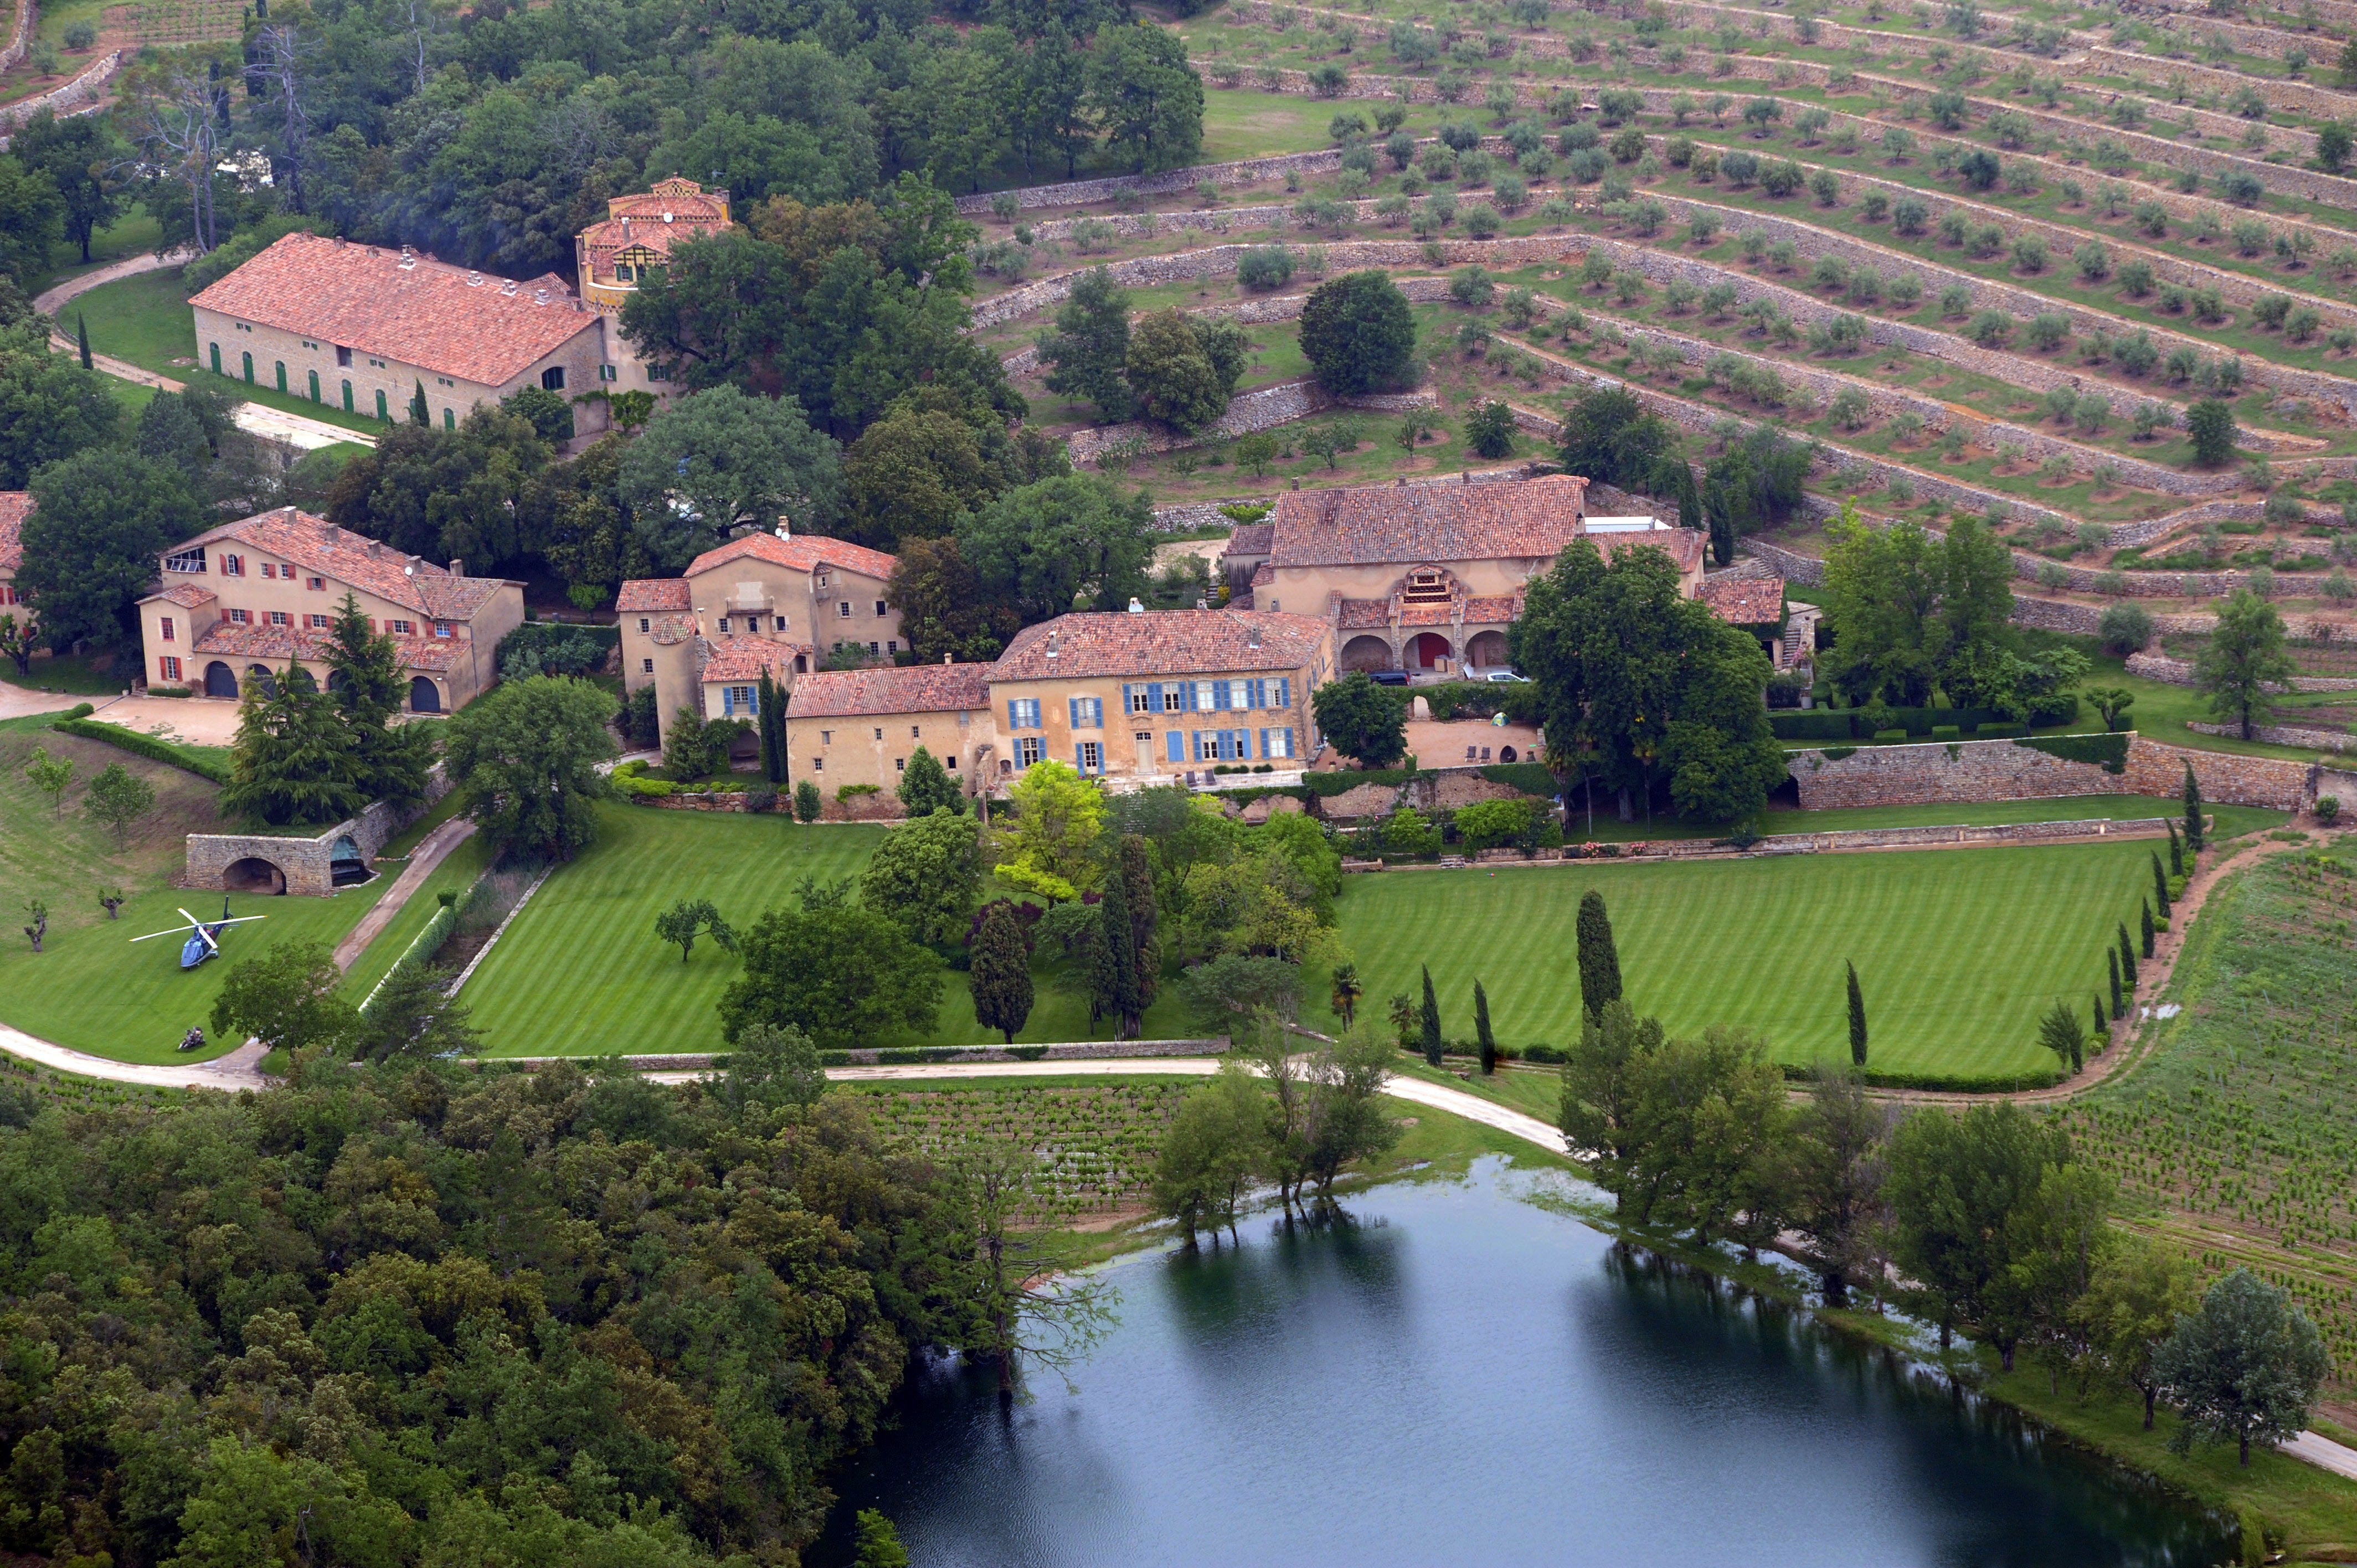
[
  {"x1": 136, "y1": 507, "x2": 525, "y2": 713},
  {"x1": 188, "y1": 233, "x2": 612, "y2": 435},
  {"x1": 574, "y1": 178, "x2": 735, "y2": 399},
  {"x1": 182, "y1": 178, "x2": 739, "y2": 438},
  {"x1": 784, "y1": 607, "x2": 1335, "y2": 798},
  {"x1": 1227, "y1": 475, "x2": 1708, "y2": 678},
  {"x1": 617, "y1": 525, "x2": 904, "y2": 749},
  {"x1": 0, "y1": 492, "x2": 27, "y2": 617}
]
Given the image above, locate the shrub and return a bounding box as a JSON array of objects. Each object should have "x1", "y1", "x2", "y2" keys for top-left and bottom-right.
[
  {"x1": 2098, "y1": 601, "x2": 2154, "y2": 654},
  {"x1": 1237, "y1": 245, "x2": 1295, "y2": 290},
  {"x1": 2026, "y1": 313, "x2": 2071, "y2": 351},
  {"x1": 1966, "y1": 310, "x2": 2013, "y2": 347},
  {"x1": 1759, "y1": 159, "x2": 1807, "y2": 198}
]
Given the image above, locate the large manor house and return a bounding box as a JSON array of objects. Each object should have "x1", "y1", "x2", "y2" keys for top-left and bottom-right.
[{"x1": 22, "y1": 179, "x2": 1759, "y2": 773}]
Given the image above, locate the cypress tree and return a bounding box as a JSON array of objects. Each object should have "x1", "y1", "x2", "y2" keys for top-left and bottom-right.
[
  {"x1": 76, "y1": 314, "x2": 91, "y2": 370},
  {"x1": 1094, "y1": 873, "x2": 1142, "y2": 1038},
  {"x1": 1845, "y1": 959, "x2": 1867, "y2": 1066},
  {"x1": 2140, "y1": 898, "x2": 2155, "y2": 958},
  {"x1": 1474, "y1": 979, "x2": 1496, "y2": 1075},
  {"x1": 2094, "y1": 992, "x2": 2107, "y2": 1044},
  {"x1": 1119, "y1": 833, "x2": 1160, "y2": 1013},
  {"x1": 2117, "y1": 921, "x2": 2138, "y2": 988},
  {"x1": 969, "y1": 901, "x2": 1035, "y2": 1044},
  {"x1": 2108, "y1": 946, "x2": 2123, "y2": 1017},
  {"x1": 2152, "y1": 850, "x2": 2172, "y2": 919},
  {"x1": 410, "y1": 380, "x2": 430, "y2": 426},
  {"x1": 2167, "y1": 820, "x2": 2184, "y2": 877},
  {"x1": 2183, "y1": 763, "x2": 2204, "y2": 852},
  {"x1": 756, "y1": 669, "x2": 787, "y2": 783},
  {"x1": 1419, "y1": 964, "x2": 1443, "y2": 1067},
  {"x1": 1576, "y1": 890, "x2": 1623, "y2": 1024}
]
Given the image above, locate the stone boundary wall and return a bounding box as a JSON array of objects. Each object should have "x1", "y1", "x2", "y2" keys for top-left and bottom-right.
[
  {"x1": 954, "y1": 147, "x2": 1351, "y2": 214},
  {"x1": 0, "y1": 48, "x2": 121, "y2": 137},
  {"x1": 1064, "y1": 377, "x2": 1437, "y2": 465},
  {"x1": 2318, "y1": 764, "x2": 2357, "y2": 813},
  {"x1": 1610, "y1": 186, "x2": 2357, "y2": 422},
  {"x1": 1579, "y1": 235, "x2": 2269, "y2": 453},
  {"x1": 996, "y1": 275, "x2": 1450, "y2": 376},
  {"x1": 1349, "y1": 815, "x2": 2174, "y2": 868},
  {"x1": 2188, "y1": 718, "x2": 2357, "y2": 750},
  {"x1": 1788, "y1": 730, "x2": 2309, "y2": 808},
  {"x1": 2126, "y1": 649, "x2": 2357, "y2": 688},
  {"x1": 1, "y1": 0, "x2": 29, "y2": 70},
  {"x1": 186, "y1": 780, "x2": 450, "y2": 896},
  {"x1": 1577, "y1": 300, "x2": 2227, "y2": 497},
  {"x1": 972, "y1": 229, "x2": 1573, "y2": 330}
]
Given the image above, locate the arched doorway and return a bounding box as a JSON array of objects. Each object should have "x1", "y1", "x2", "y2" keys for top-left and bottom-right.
[
  {"x1": 223, "y1": 857, "x2": 286, "y2": 895},
  {"x1": 1408, "y1": 632, "x2": 1453, "y2": 670},
  {"x1": 246, "y1": 664, "x2": 277, "y2": 698},
  {"x1": 409, "y1": 677, "x2": 442, "y2": 713},
  {"x1": 1466, "y1": 630, "x2": 1510, "y2": 669},
  {"x1": 284, "y1": 665, "x2": 317, "y2": 693},
  {"x1": 330, "y1": 835, "x2": 373, "y2": 887},
  {"x1": 203, "y1": 662, "x2": 238, "y2": 698},
  {"x1": 1341, "y1": 635, "x2": 1397, "y2": 672}
]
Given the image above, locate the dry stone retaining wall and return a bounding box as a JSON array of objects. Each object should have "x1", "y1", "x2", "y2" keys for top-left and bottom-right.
[
  {"x1": 0, "y1": 49, "x2": 121, "y2": 137},
  {"x1": 186, "y1": 787, "x2": 446, "y2": 897},
  {"x1": 1067, "y1": 377, "x2": 1437, "y2": 465},
  {"x1": 2187, "y1": 718, "x2": 2357, "y2": 750},
  {"x1": 1789, "y1": 731, "x2": 2308, "y2": 808},
  {"x1": 0, "y1": 0, "x2": 28, "y2": 70}
]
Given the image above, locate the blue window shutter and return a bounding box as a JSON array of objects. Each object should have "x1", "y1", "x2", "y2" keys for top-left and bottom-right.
[
  {"x1": 1068, "y1": 697, "x2": 1079, "y2": 728},
  {"x1": 1237, "y1": 729, "x2": 1252, "y2": 760},
  {"x1": 1274, "y1": 678, "x2": 1290, "y2": 708},
  {"x1": 1167, "y1": 732, "x2": 1183, "y2": 762},
  {"x1": 1121, "y1": 683, "x2": 1135, "y2": 714},
  {"x1": 1248, "y1": 678, "x2": 1264, "y2": 709}
]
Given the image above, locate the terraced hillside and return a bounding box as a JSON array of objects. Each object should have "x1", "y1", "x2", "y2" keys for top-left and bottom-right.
[{"x1": 960, "y1": 0, "x2": 2357, "y2": 741}]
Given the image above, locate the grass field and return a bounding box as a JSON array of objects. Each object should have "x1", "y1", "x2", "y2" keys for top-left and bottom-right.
[
  {"x1": 0, "y1": 724, "x2": 400, "y2": 1064},
  {"x1": 1563, "y1": 793, "x2": 2288, "y2": 843},
  {"x1": 1315, "y1": 840, "x2": 2162, "y2": 1083},
  {"x1": 63, "y1": 269, "x2": 388, "y2": 437},
  {"x1": 460, "y1": 804, "x2": 1197, "y2": 1058}
]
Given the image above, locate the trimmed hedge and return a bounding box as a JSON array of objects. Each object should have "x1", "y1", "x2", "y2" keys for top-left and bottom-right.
[
  {"x1": 1780, "y1": 1062, "x2": 2066, "y2": 1092},
  {"x1": 1769, "y1": 693, "x2": 2079, "y2": 741},
  {"x1": 2014, "y1": 733, "x2": 2129, "y2": 773},
  {"x1": 49, "y1": 718, "x2": 229, "y2": 784},
  {"x1": 1479, "y1": 761, "x2": 1558, "y2": 796}
]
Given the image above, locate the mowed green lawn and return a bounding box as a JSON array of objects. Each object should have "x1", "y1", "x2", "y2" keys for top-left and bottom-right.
[
  {"x1": 1314, "y1": 840, "x2": 2162, "y2": 1083},
  {"x1": 462, "y1": 804, "x2": 1193, "y2": 1058}
]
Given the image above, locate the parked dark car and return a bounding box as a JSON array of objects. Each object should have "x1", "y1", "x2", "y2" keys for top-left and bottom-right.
[{"x1": 1370, "y1": 669, "x2": 1410, "y2": 686}]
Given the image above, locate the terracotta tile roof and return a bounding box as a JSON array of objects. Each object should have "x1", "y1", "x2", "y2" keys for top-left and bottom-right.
[
  {"x1": 1269, "y1": 475, "x2": 1591, "y2": 569},
  {"x1": 578, "y1": 179, "x2": 734, "y2": 271},
  {"x1": 617, "y1": 578, "x2": 692, "y2": 612},
  {"x1": 1464, "y1": 593, "x2": 1521, "y2": 622},
  {"x1": 0, "y1": 492, "x2": 27, "y2": 574},
  {"x1": 1249, "y1": 560, "x2": 1274, "y2": 587},
  {"x1": 190, "y1": 620, "x2": 461, "y2": 672},
  {"x1": 788, "y1": 662, "x2": 996, "y2": 719},
  {"x1": 1336, "y1": 599, "x2": 1390, "y2": 630},
  {"x1": 187, "y1": 232, "x2": 600, "y2": 388},
  {"x1": 165, "y1": 508, "x2": 507, "y2": 621},
  {"x1": 695, "y1": 635, "x2": 807, "y2": 683},
  {"x1": 1224, "y1": 522, "x2": 1274, "y2": 556},
  {"x1": 685, "y1": 530, "x2": 899, "y2": 584},
  {"x1": 1700, "y1": 575, "x2": 1787, "y2": 625},
  {"x1": 150, "y1": 583, "x2": 218, "y2": 608},
  {"x1": 993, "y1": 610, "x2": 1329, "y2": 683},
  {"x1": 1585, "y1": 529, "x2": 1708, "y2": 578}
]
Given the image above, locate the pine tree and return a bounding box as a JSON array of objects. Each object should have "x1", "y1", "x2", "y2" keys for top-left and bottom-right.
[
  {"x1": 2118, "y1": 921, "x2": 2139, "y2": 989},
  {"x1": 410, "y1": 380, "x2": 430, "y2": 426},
  {"x1": 1419, "y1": 964, "x2": 1443, "y2": 1067},
  {"x1": 1474, "y1": 979, "x2": 1496, "y2": 1075},
  {"x1": 2152, "y1": 850, "x2": 2173, "y2": 919},
  {"x1": 2168, "y1": 820, "x2": 2184, "y2": 877},
  {"x1": 1846, "y1": 959, "x2": 1868, "y2": 1066},
  {"x1": 1576, "y1": 890, "x2": 1623, "y2": 1024},
  {"x1": 327, "y1": 592, "x2": 431, "y2": 809},
  {"x1": 2141, "y1": 898, "x2": 2156, "y2": 958},
  {"x1": 222, "y1": 663, "x2": 370, "y2": 827},
  {"x1": 2183, "y1": 762, "x2": 2205, "y2": 852},
  {"x1": 76, "y1": 313, "x2": 91, "y2": 370},
  {"x1": 970, "y1": 901, "x2": 1035, "y2": 1044},
  {"x1": 2108, "y1": 946, "x2": 2123, "y2": 1017},
  {"x1": 756, "y1": 669, "x2": 787, "y2": 783}
]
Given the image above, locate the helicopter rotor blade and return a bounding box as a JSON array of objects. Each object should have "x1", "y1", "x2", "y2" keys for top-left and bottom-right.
[{"x1": 128, "y1": 927, "x2": 186, "y2": 942}]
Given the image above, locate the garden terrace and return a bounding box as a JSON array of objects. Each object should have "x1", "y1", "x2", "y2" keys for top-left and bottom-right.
[{"x1": 849, "y1": 1081, "x2": 1193, "y2": 1221}]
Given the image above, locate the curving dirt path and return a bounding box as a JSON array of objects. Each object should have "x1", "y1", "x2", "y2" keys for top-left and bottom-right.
[{"x1": 1868, "y1": 827, "x2": 2316, "y2": 1107}]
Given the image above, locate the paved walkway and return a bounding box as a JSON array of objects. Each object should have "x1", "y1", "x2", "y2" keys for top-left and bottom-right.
[
  {"x1": 0, "y1": 683, "x2": 109, "y2": 722},
  {"x1": 38, "y1": 247, "x2": 374, "y2": 452},
  {"x1": 0, "y1": 1022, "x2": 266, "y2": 1091},
  {"x1": 330, "y1": 817, "x2": 477, "y2": 972}
]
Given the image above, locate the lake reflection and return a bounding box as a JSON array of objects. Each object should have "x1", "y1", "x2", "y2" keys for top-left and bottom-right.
[{"x1": 817, "y1": 1160, "x2": 2231, "y2": 1568}]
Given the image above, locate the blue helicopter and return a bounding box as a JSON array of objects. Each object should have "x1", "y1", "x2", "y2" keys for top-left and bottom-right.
[{"x1": 130, "y1": 897, "x2": 267, "y2": 970}]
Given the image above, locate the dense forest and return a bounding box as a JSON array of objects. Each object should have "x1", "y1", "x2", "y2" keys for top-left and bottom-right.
[{"x1": 0, "y1": 1046, "x2": 1047, "y2": 1566}]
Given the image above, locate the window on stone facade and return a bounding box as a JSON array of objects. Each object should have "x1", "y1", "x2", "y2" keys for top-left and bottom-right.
[
  {"x1": 542, "y1": 367, "x2": 566, "y2": 391},
  {"x1": 639, "y1": 618, "x2": 650, "y2": 632},
  {"x1": 159, "y1": 656, "x2": 181, "y2": 682},
  {"x1": 434, "y1": 622, "x2": 452, "y2": 638},
  {"x1": 307, "y1": 577, "x2": 325, "y2": 591},
  {"x1": 219, "y1": 554, "x2": 243, "y2": 577},
  {"x1": 874, "y1": 600, "x2": 886, "y2": 617},
  {"x1": 388, "y1": 619, "x2": 415, "y2": 635},
  {"x1": 308, "y1": 615, "x2": 331, "y2": 629},
  {"x1": 159, "y1": 617, "x2": 174, "y2": 642},
  {"x1": 1403, "y1": 569, "x2": 1451, "y2": 604},
  {"x1": 267, "y1": 611, "x2": 290, "y2": 627},
  {"x1": 336, "y1": 346, "x2": 352, "y2": 367},
  {"x1": 642, "y1": 659, "x2": 654, "y2": 673},
  {"x1": 227, "y1": 610, "x2": 249, "y2": 625}
]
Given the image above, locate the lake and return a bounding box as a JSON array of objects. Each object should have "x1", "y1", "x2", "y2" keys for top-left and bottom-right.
[{"x1": 818, "y1": 1159, "x2": 2232, "y2": 1567}]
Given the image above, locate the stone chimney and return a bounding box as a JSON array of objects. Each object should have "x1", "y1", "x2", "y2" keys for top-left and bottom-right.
[
  {"x1": 367, "y1": 539, "x2": 380, "y2": 558},
  {"x1": 1247, "y1": 621, "x2": 1262, "y2": 650},
  {"x1": 1045, "y1": 629, "x2": 1059, "y2": 659},
  {"x1": 449, "y1": 559, "x2": 464, "y2": 579},
  {"x1": 322, "y1": 523, "x2": 339, "y2": 545},
  {"x1": 775, "y1": 514, "x2": 791, "y2": 540},
  {"x1": 943, "y1": 652, "x2": 953, "y2": 665}
]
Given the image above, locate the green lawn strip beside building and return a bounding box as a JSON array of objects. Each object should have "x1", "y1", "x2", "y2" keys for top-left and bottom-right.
[{"x1": 338, "y1": 832, "x2": 494, "y2": 1003}]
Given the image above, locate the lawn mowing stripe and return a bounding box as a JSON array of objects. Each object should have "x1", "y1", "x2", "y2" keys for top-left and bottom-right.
[{"x1": 1316, "y1": 840, "x2": 2157, "y2": 1082}]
